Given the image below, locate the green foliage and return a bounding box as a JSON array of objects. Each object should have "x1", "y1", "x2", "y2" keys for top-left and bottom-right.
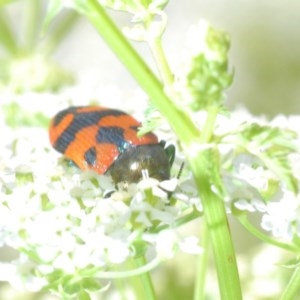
[
  {"x1": 3, "y1": 102, "x2": 49, "y2": 128},
  {"x1": 234, "y1": 123, "x2": 299, "y2": 194},
  {"x1": 138, "y1": 105, "x2": 166, "y2": 135},
  {"x1": 186, "y1": 54, "x2": 233, "y2": 110},
  {"x1": 45, "y1": 271, "x2": 104, "y2": 299},
  {"x1": 180, "y1": 25, "x2": 233, "y2": 110}
]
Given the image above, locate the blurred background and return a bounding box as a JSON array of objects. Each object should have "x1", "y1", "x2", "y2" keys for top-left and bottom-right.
[
  {"x1": 1, "y1": 0, "x2": 300, "y2": 299},
  {"x1": 2, "y1": 0, "x2": 300, "y2": 117},
  {"x1": 49, "y1": 0, "x2": 300, "y2": 118}
]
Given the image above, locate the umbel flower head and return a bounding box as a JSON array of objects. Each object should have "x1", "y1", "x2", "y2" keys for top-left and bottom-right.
[
  {"x1": 1, "y1": 13, "x2": 300, "y2": 298},
  {"x1": 2, "y1": 93, "x2": 300, "y2": 297},
  {"x1": 0, "y1": 93, "x2": 202, "y2": 296}
]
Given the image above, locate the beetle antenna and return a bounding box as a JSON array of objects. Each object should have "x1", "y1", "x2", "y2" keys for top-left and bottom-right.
[{"x1": 177, "y1": 162, "x2": 184, "y2": 179}]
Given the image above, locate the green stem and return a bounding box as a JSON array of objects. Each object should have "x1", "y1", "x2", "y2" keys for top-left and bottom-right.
[
  {"x1": 194, "y1": 220, "x2": 209, "y2": 300},
  {"x1": 280, "y1": 267, "x2": 300, "y2": 300},
  {"x1": 200, "y1": 106, "x2": 219, "y2": 142},
  {"x1": 238, "y1": 214, "x2": 299, "y2": 252},
  {"x1": 23, "y1": 0, "x2": 40, "y2": 53},
  {"x1": 93, "y1": 257, "x2": 161, "y2": 279},
  {"x1": 134, "y1": 256, "x2": 157, "y2": 300},
  {"x1": 190, "y1": 152, "x2": 242, "y2": 299},
  {"x1": 0, "y1": 9, "x2": 18, "y2": 54},
  {"x1": 152, "y1": 209, "x2": 201, "y2": 233},
  {"x1": 84, "y1": 0, "x2": 199, "y2": 143},
  {"x1": 148, "y1": 36, "x2": 174, "y2": 87},
  {"x1": 189, "y1": 106, "x2": 241, "y2": 300},
  {"x1": 42, "y1": 11, "x2": 79, "y2": 55}
]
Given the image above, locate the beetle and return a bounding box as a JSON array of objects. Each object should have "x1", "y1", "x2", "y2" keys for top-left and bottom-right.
[{"x1": 49, "y1": 106, "x2": 175, "y2": 184}]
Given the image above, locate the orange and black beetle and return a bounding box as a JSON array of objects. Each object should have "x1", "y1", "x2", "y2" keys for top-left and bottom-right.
[{"x1": 49, "y1": 106, "x2": 175, "y2": 184}]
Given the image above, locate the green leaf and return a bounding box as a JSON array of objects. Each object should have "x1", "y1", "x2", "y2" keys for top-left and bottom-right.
[
  {"x1": 81, "y1": 278, "x2": 103, "y2": 292},
  {"x1": 63, "y1": 278, "x2": 82, "y2": 295},
  {"x1": 78, "y1": 290, "x2": 92, "y2": 300},
  {"x1": 58, "y1": 276, "x2": 104, "y2": 297},
  {"x1": 45, "y1": 269, "x2": 66, "y2": 289},
  {"x1": 46, "y1": 272, "x2": 99, "y2": 299},
  {"x1": 280, "y1": 257, "x2": 300, "y2": 269}
]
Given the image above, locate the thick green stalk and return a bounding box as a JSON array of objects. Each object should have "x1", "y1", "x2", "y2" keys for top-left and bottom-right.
[
  {"x1": 85, "y1": 0, "x2": 198, "y2": 143},
  {"x1": 194, "y1": 220, "x2": 209, "y2": 300},
  {"x1": 187, "y1": 108, "x2": 241, "y2": 299},
  {"x1": 134, "y1": 256, "x2": 156, "y2": 300},
  {"x1": 189, "y1": 150, "x2": 242, "y2": 299},
  {"x1": 280, "y1": 267, "x2": 300, "y2": 300}
]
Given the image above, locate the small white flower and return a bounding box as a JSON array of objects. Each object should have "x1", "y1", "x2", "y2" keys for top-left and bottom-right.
[
  {"x1": 179, "y1": 236, "x2": 203, "y2": 254},
  {"x1": 261, "y1": 190, "x2": 300, "y2": 240},
  {"x1": 289, "y1": 153, "x2": 300, "y2": 180},
  {"x1": 154, "y1": 230, "x2": 179, "y2": 259},
  {"x1": 147, "y1": 230, "x2": 203, "y2": 259},
  {"x1": 159, "y1": 178, "x2": 178, "y2": 193},
  {"x1": 233, "y1": 154, "x2": 274, "y2": 191},
  {"x1": 8, "y1": 256, "x2": 47, "y2": 292},
  {"x1": 105, "y1": 239, "x2": 131, "y2": 264}
]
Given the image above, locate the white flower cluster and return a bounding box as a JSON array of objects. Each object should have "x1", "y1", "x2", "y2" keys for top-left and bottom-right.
[
  {"x1": 220, "y1": 110, "x2": 300, "y2": 243},
  {"x1": 261, "y1": 190, "x2": 300, "y2": 240},
  {"x1": 0, "y1": 91, "x2": 201, "y2": 294},
  {"x1": 185, "y1": 106, "x2": 300, "y2": 244},
  {"x1": 1, "y1": 74, "x2": 300, "y2": 295}
]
